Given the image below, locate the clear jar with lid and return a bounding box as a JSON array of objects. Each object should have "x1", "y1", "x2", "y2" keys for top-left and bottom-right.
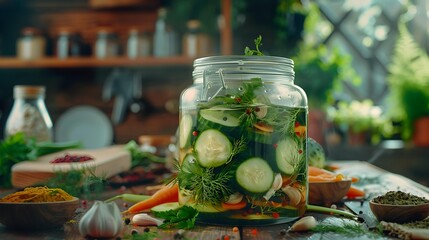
[
  {"x1": 127, "y1": 28, "x2": 151, "y2": 58},
  {"x1": 5, "y1": 85, "x2": 53, "y2": 142},
  {"x1": 94, "y1": 28, "x2": 119, "y2": 58},
  {"x1": 17, "y1": 27, "x2": 46, "y2": 60},
  {"x1": 178, "y1": 56, "x2": 308, "y2": 224}
]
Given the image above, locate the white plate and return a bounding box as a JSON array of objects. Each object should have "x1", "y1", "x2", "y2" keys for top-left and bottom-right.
[{"x1": 55, "y1": 105, "x2": 113, "y2": 149}]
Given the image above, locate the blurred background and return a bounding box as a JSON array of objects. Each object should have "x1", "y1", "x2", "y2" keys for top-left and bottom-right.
[{"x1": 0, "y1": 1, "x2": 428, "y2": 184}]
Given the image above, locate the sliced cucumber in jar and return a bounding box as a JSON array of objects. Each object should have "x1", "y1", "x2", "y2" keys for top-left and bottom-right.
[
  {"x1": 200, "y1": 108, "x2": 240, "y2": 127},
  {"x1": 179, "y1": 114, "x2": 193, "y2": 148},
  {"x1": 275, "y1": 137, "x2": 302, "y2": 175},
  {"x1": 236, "y1": 157, "x2": 274, "y2": 194},
  {"x1": 194, "y1": 129, "x2": 232, "y2": 168}
]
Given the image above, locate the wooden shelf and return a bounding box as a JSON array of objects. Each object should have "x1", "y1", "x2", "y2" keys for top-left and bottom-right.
[{"x1": 0, "y1": 56, "x2": 195, "y2": 69}]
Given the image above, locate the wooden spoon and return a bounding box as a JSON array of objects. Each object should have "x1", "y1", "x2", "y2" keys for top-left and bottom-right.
[{"x1": 369, "y1": 201, "x2": 429, "y2": 223}]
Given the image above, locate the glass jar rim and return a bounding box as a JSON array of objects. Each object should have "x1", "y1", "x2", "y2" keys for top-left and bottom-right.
[
  {"x1": 193, "y1": 55, "x2": 294, "y2": 80},
  {"x1": 194, "y1": 55, "x2": 294, "y2": 67}
]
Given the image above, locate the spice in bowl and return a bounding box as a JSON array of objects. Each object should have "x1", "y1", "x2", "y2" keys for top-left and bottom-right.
[
  {"x1": 372, "y1": 191, "x2": 429, "y2": 205},
  {"x1": 369, "y1": 191, "x2": 429, "y2": 223}
]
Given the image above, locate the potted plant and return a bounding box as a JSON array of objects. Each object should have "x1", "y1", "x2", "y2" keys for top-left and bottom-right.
[
  {"x1": 386, "y1": 23, "x2": 429, "y2": 146},
  {"x1": 326, "y1": 99, "x2": 394, "y2": 145}
]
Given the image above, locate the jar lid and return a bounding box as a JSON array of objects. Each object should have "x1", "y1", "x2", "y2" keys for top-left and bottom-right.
[
  {"x1": 14, "y1": 85, "x2": 45, "y2": 99},
  {"x1": 21, "y1": 27, "x2": 42, "y2": 36}
]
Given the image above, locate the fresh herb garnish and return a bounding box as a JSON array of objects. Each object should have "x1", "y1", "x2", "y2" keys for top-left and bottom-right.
[
  {"x1": 244, "y1": 35, "x2": 264, "y2": 56},
  {"x1": 44, "y1": 167, "x2": 107, "y2": 198},
  {"x1": 311, "y1": 221, "x2": 382, "y2": 238},
  {"x1": 177, "y1": 160, "x2": 234, "y2": 206},
  {"x1": 153, "y1": 206, "x2": 199, "y2": 229},
  {"x1": 125, "y1": 140, "x2": 166, "y2": 168}
]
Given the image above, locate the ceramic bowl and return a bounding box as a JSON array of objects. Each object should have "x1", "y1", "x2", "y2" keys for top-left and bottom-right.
[
  {"x1": 0, "y1": 197, "x2": 79, "y2": 230},
  {"x1": 369, "y1": 200, "x2": 429, "y2": 223},
  {"x1": 308, "y1": 180, "x2": 352, "y2": 206}
]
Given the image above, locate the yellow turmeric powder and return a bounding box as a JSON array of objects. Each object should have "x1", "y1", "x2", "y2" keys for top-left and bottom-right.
[{"x1": 0, "y1": 186, "x2": 74, "y2": 203}]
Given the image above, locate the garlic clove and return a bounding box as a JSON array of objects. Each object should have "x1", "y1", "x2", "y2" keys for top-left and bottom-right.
[
  {"x1": 289, "y1": 216, "x2": 318, "y2": 232},
  {"x1": 132, "y1": 213, "x2": 164, "y2": 226},
  {"x1": 225, "y1": 192, "x2": 244, "y2": 204},
  {"x1": 282, "y1": 186, "x2": 302, "y2": 206},
  {"x1": 272, "y1": 173, "x2": 283, "y2": 191}
]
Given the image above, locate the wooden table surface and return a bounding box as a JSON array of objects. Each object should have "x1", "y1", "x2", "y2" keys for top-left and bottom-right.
[{"x1": 1, "y1": 160, "x2": 429, "y2": 240}]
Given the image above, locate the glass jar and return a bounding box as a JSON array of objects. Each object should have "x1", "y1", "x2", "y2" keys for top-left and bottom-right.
[
  {"x1": 182, "y1": 20, "x2": 212, "y2": 57},
  {"x1": 4, "y1": 85, "x2": 53, "y2": 142},
  {"x1": 95, "y1": 28, "x2": 119, "y2": 59},
  {"x1": 127, "y1": 28, "x2": 151, "y2": 58},
  {"x1": 17, "y1": 27, "x2": 46, "y2": 60},
  {"x1": 55, "y1": 28, "x2": 82, "y2": 59},
  {"x1": 178, "y1": 56, "x2": 308, "y2": 224}
]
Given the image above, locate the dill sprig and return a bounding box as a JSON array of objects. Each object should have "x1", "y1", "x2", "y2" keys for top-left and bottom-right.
[
  {"x1": 311, "y1": 222, "x2": 382, "y2": 238},
  {"x1": 228, "y1": 136, "x2": 247, "y2": 163},
  {"x1": 177, "y1": 155, "x2": 235, "y2": 206},
  {"x1": 263, "y1": 106, "x2": 301, "y2": 136},
  {"x1": 244, "y1": 35, "x2": 264, "y2": 56}
]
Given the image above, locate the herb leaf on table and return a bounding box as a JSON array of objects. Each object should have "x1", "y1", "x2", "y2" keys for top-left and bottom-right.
[{"x1": 154, "y1": 206, "x2": 199, "y2": 229}]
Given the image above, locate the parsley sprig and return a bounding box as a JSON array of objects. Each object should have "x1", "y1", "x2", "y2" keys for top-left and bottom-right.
[
  {"x1": 244, "y1": 35, "x2": 264, "y2": 56},
  {"x1": 154, "y1": 206, "x2": 199, "y2": 229}
]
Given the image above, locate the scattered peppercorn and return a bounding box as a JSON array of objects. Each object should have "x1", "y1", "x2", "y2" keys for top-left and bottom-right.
[
  {"x1": 124, "y1": 218, "x2": 131, "y2": 225},
  {"x1": 144, "y1": 227, "x2": 150, "y2": 232},
  {"x1": 131, "y1": 229, "x2": 139, "y2": 235}
]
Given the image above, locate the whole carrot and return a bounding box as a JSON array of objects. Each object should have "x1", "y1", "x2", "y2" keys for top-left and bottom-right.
[{"x1": 126, "y1": 183, "x2": 179, "y2": 214}]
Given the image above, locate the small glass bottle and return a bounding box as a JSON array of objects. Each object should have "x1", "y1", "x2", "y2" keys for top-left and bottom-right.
[
  {"x1": 56, "y1": 28, "x2": 82, "y2": 59},
  {"x1": 95, "y1": 28, "x2": 119, "y2": 59},
  {"x1": 5, "y1": 85, "x2": 53, "y2": 142},
  {"x1": 127, "y1": 28, "x2": 151, "y2": 58}
]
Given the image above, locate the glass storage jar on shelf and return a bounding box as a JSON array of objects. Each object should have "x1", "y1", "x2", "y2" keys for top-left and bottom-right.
[
  {"x1": 178, "y1": 56, "x2": 308, "y2": 225},
  {"x1": 94, "y1": 28, "x2": 119, "y2": 59},
  {"x1": 16, "y1": 27, "x2": 46, "y2": 60},
  {"x1": 127, "y1": 28, "x2": 151, "y2": 58},
  {"x1": 5, "y1": 85, "x2": 53, "y2": 142},
  {"x1": 55, "y1": 28, "x2": 83, "y2": 59}
]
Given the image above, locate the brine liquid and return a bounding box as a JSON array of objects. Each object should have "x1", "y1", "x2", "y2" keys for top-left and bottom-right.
[{"x1": 178, "y1": 104, "x2": 308, "y2": 222}]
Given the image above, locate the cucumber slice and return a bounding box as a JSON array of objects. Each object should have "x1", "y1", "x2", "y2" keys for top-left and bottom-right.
[
  {"x1": 151, "y1": 202, "x2": 181, "y2": 213},
  {"x1": 236, "y1": 157, "x2": 274, "y2": 193},
  {"x1": 200, "y1": 108, "x2": 240, "y2": 127},
  {"x1": 194, "y1": 129, "x2": 232, "y2": 167},
  {"x1": 275, "y1": 137, "x2": 302, "y2": 175},
  {"x1": 179, "y1": 114, "x2": 193, "y2": 148}
]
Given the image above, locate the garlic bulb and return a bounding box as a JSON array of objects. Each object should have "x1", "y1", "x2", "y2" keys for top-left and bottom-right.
[{"x1": 79, "y1": 201, "x2": 123, "y2": 238}]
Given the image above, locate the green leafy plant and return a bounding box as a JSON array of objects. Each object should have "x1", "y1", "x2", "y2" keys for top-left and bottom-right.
[
  {"x1": 154, "y1": 206, "x2": 199, "y2": 229},
  {"x1": 0, "y1": 133, "x2": 81, "y2": 188},
  {"x1": 292, "y1": 3, "x2": 361, "y2": 109},
  {"x1": 327, "y1": 99, "x2": 394, "y2": 144},
  {"x1": 386, "y1": 22, "x2": 429, "y2": 141}
]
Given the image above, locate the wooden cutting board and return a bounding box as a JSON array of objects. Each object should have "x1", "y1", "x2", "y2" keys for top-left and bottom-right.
[{"x1": 11, "y1": 145, "x2": 131, "y2": 188}]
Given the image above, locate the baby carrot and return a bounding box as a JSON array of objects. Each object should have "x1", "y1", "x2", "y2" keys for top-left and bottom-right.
[
  {"x1": 346, "y1": 186, "x2": 365, "y2": 199},
  {"x1": 221, "y1": 200, "x2": 247, "y2": 210},
  {"x1": 308, "y1": 166, "x2": 335, "y2": 176},
  {"x1": 127, "y1": 183, "x2": 179, "y2": 214}
]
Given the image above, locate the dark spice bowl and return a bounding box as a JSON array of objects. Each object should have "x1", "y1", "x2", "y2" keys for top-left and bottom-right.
[
  {"x1": 0, "y1": 197, "x2": 79, "y2": 230},
  {"x1": 369, "y1": 200, "x2": 429, "y2": 224}
]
